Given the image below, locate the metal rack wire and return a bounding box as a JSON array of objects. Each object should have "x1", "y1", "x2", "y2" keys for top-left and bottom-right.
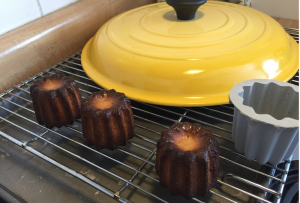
[{"x1": 0, "y1": 28, "x2": 298, "y2": 203}]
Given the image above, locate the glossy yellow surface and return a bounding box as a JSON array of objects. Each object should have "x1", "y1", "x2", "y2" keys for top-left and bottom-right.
[{"x1": 81, "y1": 2, "x2": 299, "y2": 106}]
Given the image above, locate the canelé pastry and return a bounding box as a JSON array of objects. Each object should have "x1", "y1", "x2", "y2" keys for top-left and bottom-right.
[
  {"x1": 81, "y1": 89, "x2": 135, "y2": 150},
  {"x1": 30, "y1": 74, "x2": 81, "y2": 128},
  {"x1": 155, "y1": 122, "x2": 219, "y2": 199}
]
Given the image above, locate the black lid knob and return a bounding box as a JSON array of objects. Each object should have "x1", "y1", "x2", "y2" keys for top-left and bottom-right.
[{"x1": 166, "y1": 0, "x2": 207, "y2": 20}]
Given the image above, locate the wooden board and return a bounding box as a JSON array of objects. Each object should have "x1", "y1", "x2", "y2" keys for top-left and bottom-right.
[
  {"x1": 0, "y1": 0, "x2": 155, "y2": 93},
  {"x1": 272, "y1": 17, "x2": 299, "y2": 28}
]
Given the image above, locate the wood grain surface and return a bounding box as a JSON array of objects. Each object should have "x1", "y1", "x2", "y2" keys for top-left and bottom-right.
[
  {"x1": 272, "y1": 17, "x2": 299, "y2": 28},
  {"x1": 0, "y1": 0, "x2": 155, "y2": 93}
]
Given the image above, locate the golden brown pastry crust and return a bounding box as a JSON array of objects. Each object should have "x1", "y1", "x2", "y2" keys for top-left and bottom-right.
[
  {"x1": 155, "y1": 122, "x2": 219, "y2": 199},
  {"x1": 81, "y1": 89, "x2": 135, "y2": 150},
  {"x1": 30, "y1": 74, "x2": 81, "y2": 128}
]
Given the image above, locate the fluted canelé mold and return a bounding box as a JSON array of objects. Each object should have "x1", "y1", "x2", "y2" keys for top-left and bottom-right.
[
  {"x1": 229, "y1": 79, "x2": 299, "y2": 165},
  {"x1": 81, "y1": 89, "x2": 135, "y2": 150},
  {"x1": 30, "y1": 74, "x2": 81, "y2": 128},
  {"x1": 155, "y1": 122, "x2": 219, "y2": 199}
]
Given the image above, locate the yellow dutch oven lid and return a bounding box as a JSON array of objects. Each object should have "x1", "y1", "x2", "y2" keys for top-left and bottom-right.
[{"x1": 81, "y1": 0, "x2": 299, "y2": 106}]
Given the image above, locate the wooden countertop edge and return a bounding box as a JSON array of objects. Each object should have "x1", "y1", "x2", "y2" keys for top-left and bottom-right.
[{"x1": 0, "y1": 0, "x2": 155, "y2": 93}]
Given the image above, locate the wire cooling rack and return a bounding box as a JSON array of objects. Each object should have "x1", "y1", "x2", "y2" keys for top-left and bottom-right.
[{"x1": 0, "y1": 28, "x2": 298, "y2": 203}]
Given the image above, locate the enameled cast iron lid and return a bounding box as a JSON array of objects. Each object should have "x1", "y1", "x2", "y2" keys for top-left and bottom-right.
[{"x1": 81, "y1": 1, "x2": 299, "y2": 106}]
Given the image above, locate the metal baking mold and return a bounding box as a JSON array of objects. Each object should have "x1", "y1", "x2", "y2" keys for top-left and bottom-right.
[{"x1": 229, "y1": 79, "x2": 299, "y2": 165}]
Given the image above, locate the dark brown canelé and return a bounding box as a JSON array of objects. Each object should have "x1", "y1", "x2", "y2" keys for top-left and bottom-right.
[
  {"x1": 81, "y1": 89, "x2": 134, "y2": 150},
  {"x1": 30, "y1": 74, "x2": 81, "y2": 128},
  {"x1": 155, "y1": 122, "x2": 219, "y2": 199}
]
